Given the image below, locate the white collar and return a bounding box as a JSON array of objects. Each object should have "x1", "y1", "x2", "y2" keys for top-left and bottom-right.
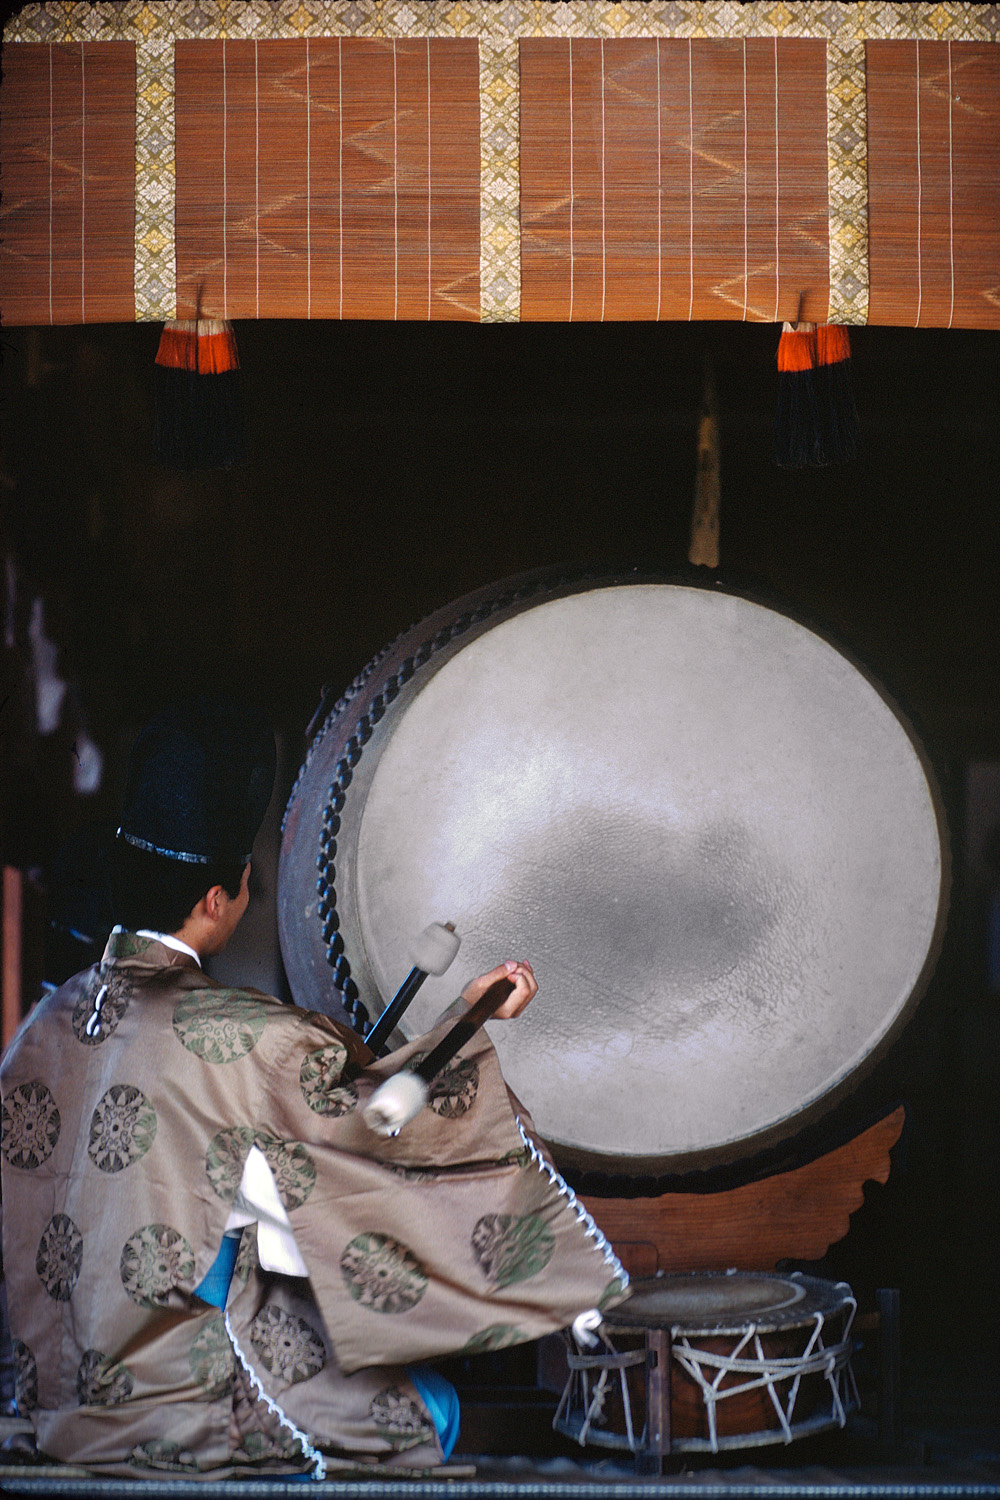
[{"x1": 130, "y1": 927, "x2": 202, "y2": 968}]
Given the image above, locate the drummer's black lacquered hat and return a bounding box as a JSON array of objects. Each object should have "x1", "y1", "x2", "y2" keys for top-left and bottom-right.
[{"x1": 118, "y1": 698, "x2": 276, "y2": 866}]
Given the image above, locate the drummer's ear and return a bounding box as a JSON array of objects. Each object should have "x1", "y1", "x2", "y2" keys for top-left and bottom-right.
[{"x1": 176, "y1": 862, "x2": 251, "y2": 957}]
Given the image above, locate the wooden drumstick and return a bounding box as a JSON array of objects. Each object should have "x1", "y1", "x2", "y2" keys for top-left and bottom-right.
[
  {"x1": 363, "y1": 976, "x2": 515, "y2": 1137},
  {"x1": 362, "y1": 921, "x2": 461, "y2": 1057}
]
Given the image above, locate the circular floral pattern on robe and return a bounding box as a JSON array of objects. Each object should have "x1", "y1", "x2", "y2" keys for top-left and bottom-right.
[
  {"x1": 120, "y1": 1223, "x2": 194, "y2": 1307},
  {"x1": 129, "y1": 1438, "x2": 199, "y2": 1471},
  {"x1": 370, "y1": 1385, "x2": 434, "y2": 1446},
  {"x1": 72, "y1": 971, "x2": 133, "y2": 1045},
  {"x1": 1, "y1": 1080, "x2": 61, "y2": 1170},
  {"x1": 12, "y1": 1339, "x2": 37, "y2": 1412},
  {"x1": 258, "y1": 1134, "x2": 317, "y2": 1211},
  {"x1": 248, "y1": 1306, "x2": 326, "y2": 1385},
  {"x1": 36, "y1": 1213, "x2": 83, "y2": 1301},
  {"x1": 340, "y1": 1233, "x2": 428, "y2": 1314},
  {"x1": 471, "y1": 1212, "x2": 554, "y2": 1289},
  {"x1": 238, "y1": 1429, "x2": 301, "y2": 1464},
  {"x1": 172, "y1": 990, "x2": 270, "y2": 1064},
  {"x1": 409, "y1": 1054, "x2": 479, "y2": 1118},
  {"x1": 76, "y1": 1349, "x2": 134, "y2": 1406},
  {"x1": 299, "y1": 1043, "x2": 358, "y2": 1117},
  {"x1": 204, "y1": 1128, "x2": 316, "y2": 1210},
  {"x1": 205, "y1": 1125, "x2": 255, "y2": 1204},
  {"x1": 88, "y1": 1085, "x2": 157, "y2": 1173},
  {"x1": 190, "y1": 1314, "x2": 235, "y2": 1399},
  {"x1": 461, "y1": 1323, "x2": 525, "y2": 1353}
]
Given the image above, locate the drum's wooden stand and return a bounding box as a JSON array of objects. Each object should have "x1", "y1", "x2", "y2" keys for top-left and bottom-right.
[
  {"x1": 641, "y1": 1327, "x2": 672, "y2": 1474},
  {"x1": 565, "y1": 1106, "x2": 906, "y2": 1472},
  {"x1": 581, "y1": 1107, "x2": 904, "y2": 1276}
]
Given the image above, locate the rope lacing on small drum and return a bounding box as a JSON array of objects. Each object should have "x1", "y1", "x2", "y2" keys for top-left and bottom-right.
[
  {"x1": 669, "y1": 1283, "x2": 857, "y2": 1453},
  {"x1": 514, "y1": 1116, "x2": 629, "y2": 1287},
  {"x1": 84, "y1": 982, "x2": 109, "y2": 1038},
  {"x1": 555, "y1": 1332, "x2": 644, "y2": 1450},
  {"x1": 224, "y1": 1309, "x2": 326, "y2": 1479}
]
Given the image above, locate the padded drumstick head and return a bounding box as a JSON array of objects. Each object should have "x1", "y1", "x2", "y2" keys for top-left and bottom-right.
[
  {"x1": 409, "y1": 921, "x2": 461, "y2": 976},
  {"x1": 363, "y1": 1072, "x2": 429, "y2": 1136}
]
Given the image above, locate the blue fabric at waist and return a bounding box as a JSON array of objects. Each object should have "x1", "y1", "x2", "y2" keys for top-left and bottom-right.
[
  {"x1": 194, "y1": 1230, "x2": 242, "y2": 1309},
  {"x1": 407, "y1": 1364, "x2": 460, "y2": 1460}
]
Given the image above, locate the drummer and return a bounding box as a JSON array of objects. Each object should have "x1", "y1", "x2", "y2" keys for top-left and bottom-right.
[{"x1": 0, "y1": 698, "x2": 626, "y2": 1478}]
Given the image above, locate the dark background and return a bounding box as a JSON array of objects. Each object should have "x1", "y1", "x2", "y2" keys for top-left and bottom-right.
[{"x1": 2, "y1": 315, "x2": 999, "y2": 1361}]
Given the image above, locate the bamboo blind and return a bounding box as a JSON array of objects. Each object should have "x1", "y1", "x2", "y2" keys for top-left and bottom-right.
[
  {"x1": 0, "y1": 43, "x2": 136, "y2": 325},
  {"x1": 2, "y1": 7, "x2": 998, "y2": 330},
  {"x1": 173, "y1": 39, "x2": 480, "y2": 322},
  {"x1": 520, "y1": 38, "x2": 830, "y2": 324},
  {"x1": 866, "y1": 42, "x2": 1000, "y2": 329}
]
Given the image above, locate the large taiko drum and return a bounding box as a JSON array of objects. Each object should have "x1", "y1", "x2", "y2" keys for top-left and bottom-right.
[
  {"x1": 553, "y1": 1271, "x2": 857, "y2": 1454},
  {"x1": 278, "y1": 569, "x2": 947, "y2": 1176}
]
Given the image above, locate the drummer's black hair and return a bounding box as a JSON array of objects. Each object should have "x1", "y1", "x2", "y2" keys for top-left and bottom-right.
[{"x1": 109, "y1": 835, "x2": 245, "y2": 935}]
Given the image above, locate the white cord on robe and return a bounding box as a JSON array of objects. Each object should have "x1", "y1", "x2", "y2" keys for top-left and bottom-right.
[
  {"x1": 224, "y1": 1310, "x2": 327, "y2": 1480},
  {"x1": 514, "y1": 1116, "x2": 629, "y2": 1287}
]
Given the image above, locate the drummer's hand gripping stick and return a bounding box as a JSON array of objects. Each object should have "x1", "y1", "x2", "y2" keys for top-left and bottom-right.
[
  {"x1": 362, "y1": 921, "x2": 461, "y2": 1057},
  {"x1": 363, "y1": 976, "x2": 515, "y2": 1136}
]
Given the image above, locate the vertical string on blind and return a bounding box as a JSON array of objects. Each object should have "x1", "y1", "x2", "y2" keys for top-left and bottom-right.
[
  {"x1": 80, "y1": 41, "x2": 86, "y2": 323},
  {"x1": 338, "y1": 39, "x2": 344, "y2": 322},
  {"x1": 953, "y1": 40, "x2": 959, "y2": 331},
  {"x1": 687, "y1": 38, "x2": 694, "y2": 323},
  {"x1": 915, "y1": 41, "x2": 923, "y2": 328},
  {"x1": 254, "y1": 41, "x2": 259, "y2": 320},
  {"x1": 393, "y1": 39, "x2": 399, "y2": 321},
  {"x1": 222, "y1": 39, "x2": 228, "y2": 317},
  {"x1": 656, "y1": 39, "x2": 662, "y2": 322},
  {"x1": 600, "y1": 36, "x2": 606, "y2": 323},
  {"x1": 742, "y1": 39, "x2": 748, "y2": 322},
  {"x1": 306, "y1": 38, "x2": 312, "y2": 319},
  {"x1": 426, "y1": 37, "x2": 432, "y2": 320},
  {"x1": 48, "y1": 46, "x2": 54, "y2": 325},
  {"x1": 568, "y1": 39, "x2": 574, "y2": 323},
  {"x1": 772, "y1": 36, "x2": 780, "y2": 324}
]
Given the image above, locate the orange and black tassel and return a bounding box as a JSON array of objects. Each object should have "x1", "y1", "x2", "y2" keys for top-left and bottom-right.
[
  {"x1": 774, "y1": 320, "x2": 821, "y2": 468},
  {"x1": 774, "y1": 320, "x2": 859, "y2": 468},
  {"x1": 814, "y1": 322, "x2": 859, "y2": 464},
  {"x1": 153, "y1": 317, "x2": 247, "y2": 470}
]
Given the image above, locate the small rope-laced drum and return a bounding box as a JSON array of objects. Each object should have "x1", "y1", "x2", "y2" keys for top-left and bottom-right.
[
  {"x1": 554, "y1": 1271, "x2": 857, "y2": 1454},
  {"x1": 279, "y1": 569, "x2": 947, "y2": 1176}
]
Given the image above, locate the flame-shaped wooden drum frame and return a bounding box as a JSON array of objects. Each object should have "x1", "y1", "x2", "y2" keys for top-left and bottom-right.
[{"x1": 279, "y1": 572, "x2": 947, "y2": 1176}]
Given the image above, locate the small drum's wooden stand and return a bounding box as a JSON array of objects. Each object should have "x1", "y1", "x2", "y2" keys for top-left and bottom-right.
[{"x1": 549, "y1": 1106, "x2": 905, "y2": 1472}]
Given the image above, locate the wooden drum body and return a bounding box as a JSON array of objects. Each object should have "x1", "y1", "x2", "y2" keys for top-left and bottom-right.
[
  {"x1": 279, "y1": 569, "x2": 947, "y2": 1177},
  {"x1": 554, "y1": 1271, "x2": 857, "y2": 1454}
]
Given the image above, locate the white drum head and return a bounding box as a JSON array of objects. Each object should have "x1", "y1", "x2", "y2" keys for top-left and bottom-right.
[{"x1": 280, "y1": 578, "x2": 946, "y2": 1173}]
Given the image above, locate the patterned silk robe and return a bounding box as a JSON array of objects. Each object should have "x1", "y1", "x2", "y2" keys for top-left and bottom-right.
[{"x1": 0, "y1": 933, "x2": 626, "y2": 1477}]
